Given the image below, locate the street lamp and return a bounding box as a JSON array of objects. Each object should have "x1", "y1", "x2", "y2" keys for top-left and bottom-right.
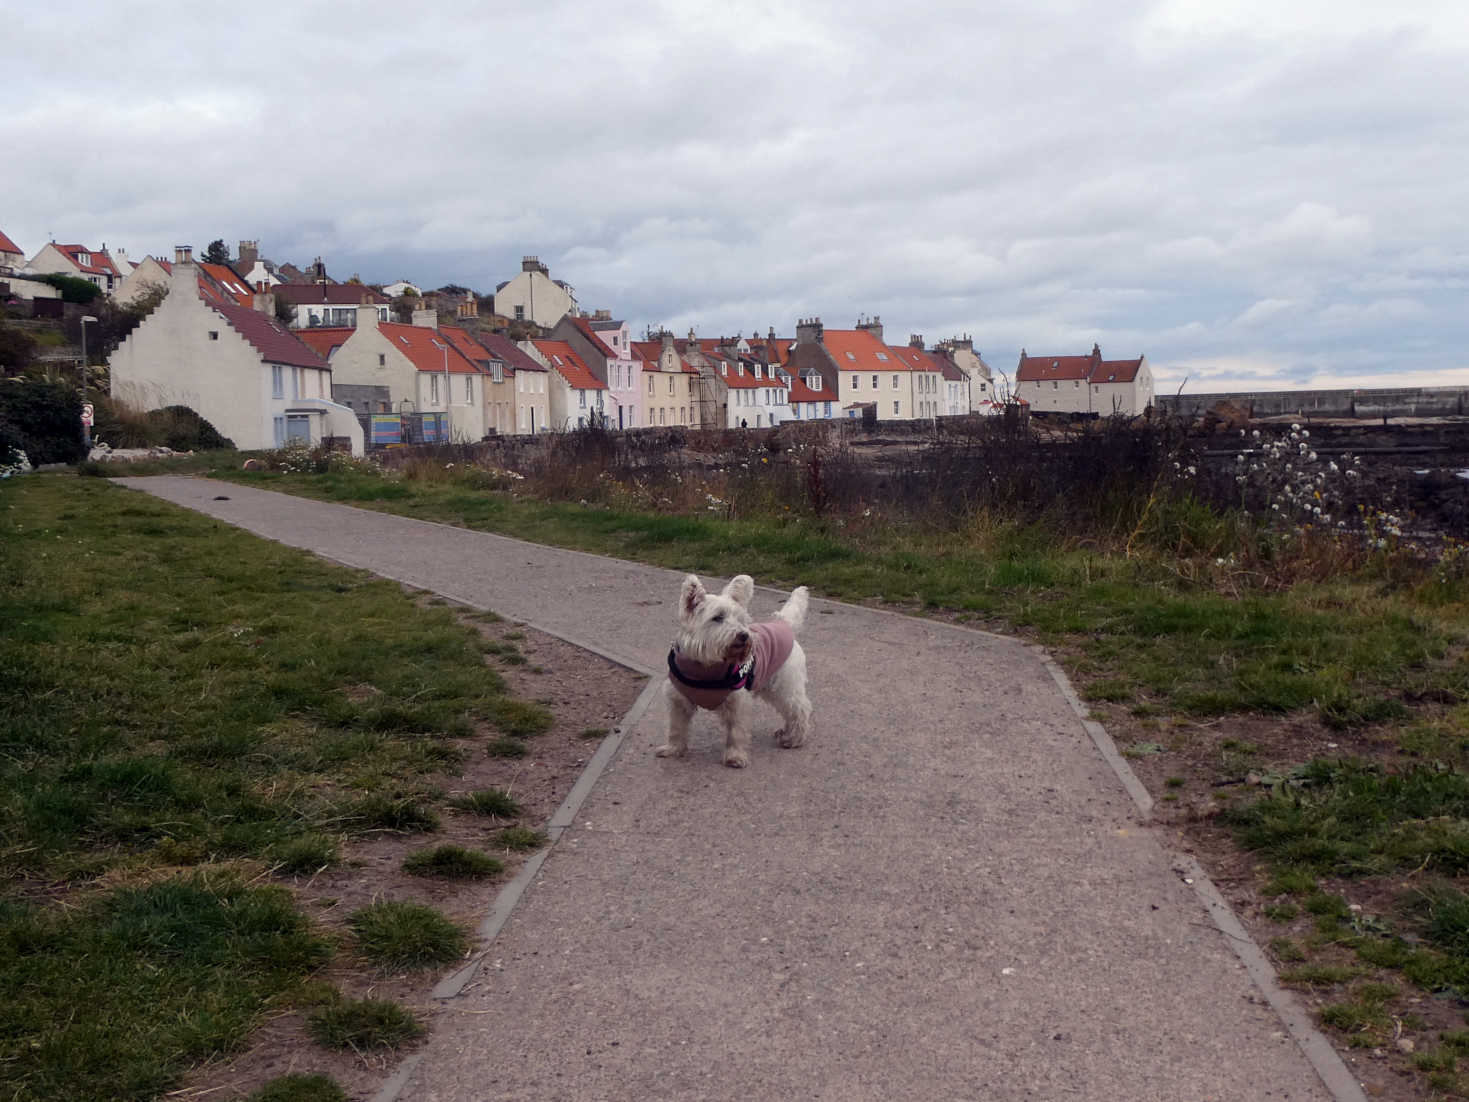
[{"x1": 79, "y1": 315, "x2": 98, "y2": 450}]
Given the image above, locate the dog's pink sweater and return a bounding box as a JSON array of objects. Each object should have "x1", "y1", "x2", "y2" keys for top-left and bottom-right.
[{"x1": 669, "y1": 620, "x2": 796, "y2": 710}]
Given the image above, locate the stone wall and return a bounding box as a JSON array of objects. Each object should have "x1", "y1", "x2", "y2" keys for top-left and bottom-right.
[{"x1": 1157, "y1": 386, "x2": 1469, "y2": 420}]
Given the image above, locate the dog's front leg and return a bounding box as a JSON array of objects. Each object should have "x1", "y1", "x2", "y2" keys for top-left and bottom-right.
[
  {"x1": 719, "y1": 695, "x2": 752, "y2": 768},
  {"x1": 656, "y1": 684, "x2": 695, "y2": 758}
]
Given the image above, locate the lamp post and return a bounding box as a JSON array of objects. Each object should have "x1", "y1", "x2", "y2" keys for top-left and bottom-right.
[{"x1": 79, "y1": 314, "x2": 98, "y2": 450}]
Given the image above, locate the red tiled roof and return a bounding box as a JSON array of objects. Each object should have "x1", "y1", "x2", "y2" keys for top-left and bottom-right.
[
  {"x1": 214, "y1": 302, "x2": 329, "y2": 370},
  {"x1": 379, "y1": 323, "x2": 483, "y2": 374},
  {"x1": 888, "y1": 345, "x2": 943, "y2": 373},
  {"x1": 440, "y1": 325, "x2": 495, "y2": 367},
  {"x1": 824, "y1": 328, "x2": 907, "y2": 372},
  {"x1": 0, "y1": 229, "x2": 22, "y2": 255},
  {"x1": 200, "y1": 262, "x2": 253, "y2": 305},
  {"x1": 54, "y1": 244, "x2": 119, "y2": 279},
  {"x1": 1095, "y1": 358, "x2": 1143, "y2": 384},
  {"x1": 1016, "y1": 353, "x2": 1096, "y2": 382},
  {"x1": 473, "y1": 330, "x2": 547, "y2": 373},
  {"x1": 297, "y1": 328, "x2": 353, "y2": 359},
  {"x1": 273, "y1": 283, "x2": 389, "y2": 306},
  {"x1": 532, "y1": 340, "x2": 606, "y2": 390}
]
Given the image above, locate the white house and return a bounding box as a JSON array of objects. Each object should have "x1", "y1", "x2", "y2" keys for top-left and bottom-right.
[
  {"x1": 27, "y1": 241, "x2": 124, "y2": 294},
  {"x1": 0, "y1": 228, "x2": 24, "y2": 275},
  {"x1": 108, "y1": 254, "x2": 362, "y2": 454},
  {"x1": 525, "y1": 339, "x2": 607, "y2": 429},
  {"x1": 308, "y1": 305, "x2": 489, "y2": 441},
  {"x1": 1016, "y1": 344, "x2": 1153, "y2": 416},
  {"x1": 786, "y1": 370, "x2": 836, "y2": 421},
  {"x1": 273, "y1": 283, "x2": 391, "y2": 329},
  {"x1": 495, "y1": 256, "x2": 577, "y2": 327}
]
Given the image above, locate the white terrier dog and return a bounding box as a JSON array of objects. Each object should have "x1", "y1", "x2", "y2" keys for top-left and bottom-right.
[{"x1": 658, "y1": 574, "x2": 812, "y2": 768}]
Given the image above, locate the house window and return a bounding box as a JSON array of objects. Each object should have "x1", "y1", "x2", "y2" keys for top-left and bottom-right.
[
  {"x1": 464, "y1": 377, "x2": 472, "y2": 402},
  {"x1": 721, "y1": 363, "x2": 727, "y2": 376},
  {"x1": 659, "y1": 407, "x2": 666, "y2": 425},
  {"x1": 291, "y1": 368, "x2": 300, "y2": 398},
  {"x1": 871, "y1": 375, "x2": 878, "y2": 389},
  {"x1": 892, "y1": 375, "x2": 899, "y2": 389},
  {"x1": 980, "y1": 382, "x2": 987, "y2": 392},
  {"x1": 431, "y1": 375, "x2": 440, "y2": 404},
  {"x1": 273, "y1": 416, "x2": 285, "y2": 445},
  {"x1": 823, "y1": 401, "x2": 832, "y2": 418},
  {"x1": 1052, "y1": 381, "x2": 1059, "y2": 389},
  {"x1": 756, "y1": 414, "x2": 762, "y2": 427},
  {"x1": 876, "y1": 352, "x2": 888, "y2": 362},
  {"x1": 514, "y1": 305, "x2": 525, "y2": 320},
  {"x1": 492, "y1": 363, "x2": 504, "y2": 383},
  {"x1": 668, "y1": 376, "x2": 674, "y2": 395},
  {"x1": 379, "y1": 354, "x2": 386, "y2": 366},
  {"x1": 851, "y1": 374, "x2": 859, "y2": 389},
  {"x1": 845, "y1": 351, "x2": 855, "y2": 361},
  {"x1": 208, "y1": 330, "x2": 218, "y2": 341},
  {"x1": 286, "y1": 415, "x2": 310, "y2": 443},
  {"x1": 648, "y1": 376, "x2": 655, "y2": 395},
  {"x1": 893, "y1": 401, "x2": 900, "y2": 415},
  {"x1": 271, "y1": 365, "x2": 283, "y2": 398},
  {"x1": 579, "y1": 390, "x2": 586, "y2": 408}
]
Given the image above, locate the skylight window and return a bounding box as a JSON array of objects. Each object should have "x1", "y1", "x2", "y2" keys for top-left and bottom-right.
[
  {"x1": 875, "y1": 352, "x2": 888, "y2": 362},
  {"x1": 845, "y1": 352, "x2": 856, "y2": 360}
]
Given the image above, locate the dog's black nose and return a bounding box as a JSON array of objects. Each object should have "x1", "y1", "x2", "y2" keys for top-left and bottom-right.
[{"x1": 737, "y1": 630, "x2": 750, "y2": 643}]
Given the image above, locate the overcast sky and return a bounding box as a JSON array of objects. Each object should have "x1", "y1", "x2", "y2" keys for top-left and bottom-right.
[{"x1": 6, "y1": 1, "x2": 1467, "y2": 392}]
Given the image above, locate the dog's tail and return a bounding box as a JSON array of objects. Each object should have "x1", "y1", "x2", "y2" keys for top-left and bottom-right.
[{"x1": 777, "y1": 585, "x2": 809, "y2": 634}]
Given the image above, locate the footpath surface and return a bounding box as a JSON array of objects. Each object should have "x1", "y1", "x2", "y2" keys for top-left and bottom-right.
[{"x1": 122, "y1": 477, "x2": 1355, "y2": 1101}]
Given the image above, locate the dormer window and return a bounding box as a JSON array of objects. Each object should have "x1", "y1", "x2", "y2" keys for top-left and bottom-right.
[{"x1": 875, "y1": 352, "x2": 889, "y2": 362}]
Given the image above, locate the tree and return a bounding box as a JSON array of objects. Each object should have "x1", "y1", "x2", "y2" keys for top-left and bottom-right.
[{"x1": 202, "y1": 239, "x2": 230, "y2": 264}]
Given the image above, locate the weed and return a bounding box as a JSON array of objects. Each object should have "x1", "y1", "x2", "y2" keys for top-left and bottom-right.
[
  {"x1": 246, "y1": 1074, "x2": 348, "y2": 1102},
  {"x1": 306, "y1": 997, "x2": 424, "y2": 1050},
  {"x1": 348, "y1": 900, "x2": 467, "y2": 971},
  {"x1": 402, "y1": 845, "x2": 504, "y2": 880},
  {"x1": 448, "y1": 788, "x2": 522, "y2": 818},
  {"x1": 1269, "y1": 936, "x2": 1307, "y2": 961},
  {"x1": 496, "y1": 826, "x2": 549, "y2": 852},
  {"x1": 579, "y1": 727, "x2": 611, "y2": 741}
]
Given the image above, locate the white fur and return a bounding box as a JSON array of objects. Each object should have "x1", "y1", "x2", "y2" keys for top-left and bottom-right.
[{"x1": 657, "y1": 574, "x2": 813, "y2": 768}]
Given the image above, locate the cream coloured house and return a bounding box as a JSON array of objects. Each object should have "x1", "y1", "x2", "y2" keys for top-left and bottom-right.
[
  {"x1": 630, "y1": 334, "x2": 700, "y2": 428},
  {"x1": 311, "y1": 306, "x2": 489, "y2": 441},
  {"x1": 108, "y1": 257, "x2": 362, "y2": 454},
  {"x1": 494, "y1": 256, "x2": 577, "y2": 327},
  {"x1": 472, "y1": 330, "x2": 548, "y2": 434},
  {"x1": 1016, "y1": 345, "x2": 1153, "y2": 416}
]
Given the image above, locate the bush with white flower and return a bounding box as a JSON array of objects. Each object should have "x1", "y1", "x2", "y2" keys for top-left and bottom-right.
[
  {"x1": 1, "y1": 446, "x2": 31, "y2": 479},
  {"x1": 1230, "y1": 423, "x2": 1385, "y2": 544}
]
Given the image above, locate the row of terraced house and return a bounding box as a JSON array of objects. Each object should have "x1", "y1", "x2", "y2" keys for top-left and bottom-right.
[{"x1": 4, "y1": 232, "x2": 1154, "y2": 456}]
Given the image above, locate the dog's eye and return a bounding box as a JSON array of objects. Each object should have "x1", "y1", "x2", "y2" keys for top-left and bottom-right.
[{"x1": 712, "y1": 613, "x2": 724, "y2": 623}]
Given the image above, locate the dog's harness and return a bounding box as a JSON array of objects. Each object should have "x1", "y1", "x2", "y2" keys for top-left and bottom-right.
[{"x1": 667, "y1": 621, "x2": 795, "y2": 711}]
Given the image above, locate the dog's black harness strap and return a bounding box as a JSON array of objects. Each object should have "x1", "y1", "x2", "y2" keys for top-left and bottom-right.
[{"x1": 666, "y1": 648, "x2": 749, "y2": 691}]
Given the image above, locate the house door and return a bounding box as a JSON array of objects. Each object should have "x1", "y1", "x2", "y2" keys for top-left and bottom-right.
[{"x1": 285, "y1": 415, "x2": 311, "y2": 443}]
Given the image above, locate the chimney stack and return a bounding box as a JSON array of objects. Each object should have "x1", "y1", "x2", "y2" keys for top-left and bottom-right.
[
  {"x1": 909, "y1": 334, "x2": 924, "y2": 349},
  {"x1": 412, "y1": 304, "x2": 438, "y2": 329},
  {"x1": 856, "y1": 314, "x2": 883, "y2": 341},
  {"x1": 253, "y1": 280, "x2": 275, "y2": 316},
  {"x1": 174, "y1": 245, "x2": 193, "y2": 265},
  {"x1": 795, "y1": 316, "x2": 824, "y2": 345},
  {"x1": 356, "y1": 303, "x2": 380, "y2": 332}
]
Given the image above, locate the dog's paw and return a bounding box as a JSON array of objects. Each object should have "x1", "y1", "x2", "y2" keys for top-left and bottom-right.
[
  {"x1": 655, "y1": 743, "x2": 686, "y2": 758},
  {"x1": 777, "y1": 728, "x2": 806, "y2": 749},
  {"x1": 723, "y1": 748, "x2": 750, "y2": 768}
]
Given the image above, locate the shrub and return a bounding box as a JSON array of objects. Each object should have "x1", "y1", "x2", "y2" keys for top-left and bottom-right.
[{"x1": 0, "y1": 378, "x2": 84, "y2": 464}]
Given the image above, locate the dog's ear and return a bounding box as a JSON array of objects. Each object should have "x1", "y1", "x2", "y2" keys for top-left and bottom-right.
[
  {"x1": 679, "y1": 575, "x2": 707, "y2": 624},
  {"x1": 722, "y1": 574, "x2": 755, "y2": 608}
]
